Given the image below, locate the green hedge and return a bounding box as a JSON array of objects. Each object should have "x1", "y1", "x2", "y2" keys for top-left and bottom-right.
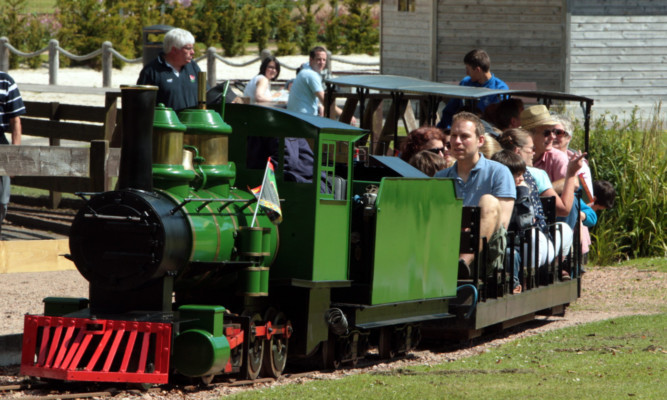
[
  {"x1": 573, "y1": 104, "x2": 667, "y2": 264},
  {"x1": 4, "y1": 0, "x2": 380, "y2": 68}
]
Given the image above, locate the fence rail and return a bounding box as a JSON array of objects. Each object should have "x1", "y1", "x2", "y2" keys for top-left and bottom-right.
[{"x1": 0, "y1": 37, "x2": 379, "y2": 89}]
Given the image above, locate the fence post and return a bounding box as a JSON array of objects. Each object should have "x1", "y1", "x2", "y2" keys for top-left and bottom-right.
[
  {"x1": 90, "y1": 140, "x2": 110, "y2": 192},
  {"x1": 207, "y1": 47, "x2": 216, "y2": 88},
  {"x1": 326, "y1": 50, "x2": 332, "y2": 79},
  {"x1": 48, "y1": 39, "x2": 59, "y2": 85},
  {"x1": 260, "y1": 48, "x2": 272, "y2": 62},
  {"x1": 102, "y1": 41, "x2": 112, "y2": 88},
  {"x1": 0, "y1": 37, "x2": 8, "y2": 72}
]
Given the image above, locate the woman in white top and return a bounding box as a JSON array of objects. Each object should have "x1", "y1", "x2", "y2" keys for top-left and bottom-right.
[{"x1": 244, "y1": 56, "x2": 281, "y2": 103}]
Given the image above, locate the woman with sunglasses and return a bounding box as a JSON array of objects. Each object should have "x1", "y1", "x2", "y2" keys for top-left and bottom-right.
[
  {"x1": 400, "y1": 126, "x2": 454, "y2": 168},
  {"x1": 519, "y1": 105, "x2": 570, "y2": 184}
]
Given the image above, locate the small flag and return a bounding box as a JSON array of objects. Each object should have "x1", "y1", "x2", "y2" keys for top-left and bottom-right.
[{"x1": 250, "y1": 158, "x2": 282, "y2": 225}]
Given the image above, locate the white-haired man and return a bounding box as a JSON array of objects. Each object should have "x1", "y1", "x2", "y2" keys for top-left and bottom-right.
[{"x1": 137, "y1": 28, "x2": 201, "y2": 111}]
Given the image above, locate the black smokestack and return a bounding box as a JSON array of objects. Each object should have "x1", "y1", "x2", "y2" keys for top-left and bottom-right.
[{"x1": 117, "y1": 85, "x2": 158, "y2": 191}]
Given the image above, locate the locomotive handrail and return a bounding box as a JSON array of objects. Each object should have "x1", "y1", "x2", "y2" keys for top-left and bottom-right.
[
  {"x1": 82, "y1": 213, "x2": 142, "y2": 222},
  {"x1": 169, "y1": 197, "x2": 257, "y2": 215}
]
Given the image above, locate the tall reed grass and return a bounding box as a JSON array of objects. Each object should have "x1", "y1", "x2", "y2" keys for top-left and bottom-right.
[{"x1": 573, "y1": 103, "x2": 666, "y2": 264}]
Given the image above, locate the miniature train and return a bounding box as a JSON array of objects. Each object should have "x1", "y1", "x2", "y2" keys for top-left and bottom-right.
[{"x1": 20, "y1": 84, "x2": 582, "y2": 385}]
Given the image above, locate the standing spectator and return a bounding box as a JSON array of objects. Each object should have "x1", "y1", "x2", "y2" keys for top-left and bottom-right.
[
  {"x1": 137, "y1": 28, "x2": 202, "y2": 111},
  {"x1": 437, "y1": 49, "x2": 508, "y2": 130},
  {"x1": 244, "y1": 56, "x2": 282, "y2": 103},
  {"x1": 0, "y1": 72, "x2": 26, "y2": 238},
  {"x1": 287, "y1": 46, "x2": 353, "y2": 124}
]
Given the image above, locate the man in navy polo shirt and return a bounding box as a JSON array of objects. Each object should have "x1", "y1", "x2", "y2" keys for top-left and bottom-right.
[
  {"x1": 137, "y1": 28, "x2": 202, "y2": 111},
  {"x1": 0, "y1": 71, "x2": 25, "y2": 238},
  {"x1": 435, "y1": 112, "x2": 515, "y2": 277}
]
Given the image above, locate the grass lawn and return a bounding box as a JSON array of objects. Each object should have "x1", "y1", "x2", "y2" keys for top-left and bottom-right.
[{"x1": 230, "y1": 313, "x2": 666, "y2": 399}]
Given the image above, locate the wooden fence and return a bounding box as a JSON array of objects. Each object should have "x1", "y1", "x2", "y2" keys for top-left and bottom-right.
[{"x1": 3, "y1": 94, "x2": 123, "y2": 208}]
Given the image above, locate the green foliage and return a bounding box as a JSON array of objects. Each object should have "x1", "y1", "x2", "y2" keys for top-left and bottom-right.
[
  {"x1": 161, "y1": 0, "x2": 199, "y2": 41},
  {"x1": 252, "y1": 0, "x2": 272, "y2": 52},
  {"x1": 0, "y1": 0, "x2": 53, "y2": 69},
  {"x1": 339, "y1": 0, "x2": 378, "y2": 55},
  {"x1": 296, "y1": 0, "x2": 322, "y2": 54},
  {"x1": 217, "y1": 0, "x2": 253, "y2": 56},
  {"x1": 274, "y1": 2, "x2": 297, "y2": 56},
  {"x1": 55, "y1": 0, "x2": 138, "y2": 69},
  {"x1": 573, "y1": 105, "x2": 667, "y2": 264},
  {"x1": 194, "y1": 0, "x2": 222, "y2": 47},
  {"x1": 322, "y1": 0, "x2": 341, "y2": 54}
]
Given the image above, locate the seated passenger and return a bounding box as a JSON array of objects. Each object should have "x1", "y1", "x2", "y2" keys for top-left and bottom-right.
[
  {"x1": 520, "y1": 105, "x2": 569, "y2": 183},
  {"x1": 495, "y1": 98, "x2": 524, "y2": 132},
  {"x1": 582, "y1": 180, "x2": 616, "y2": 227},
  {"x1": 409, "y1": 150, "x2": 449, "y2": 176},
  {"x1": 591, "y1": 180, "x2": 616, "y2": 212},
  {"x1": 550, "y1": 113, "x2": 594, "y2": 260},
  {"x1": 434, "y1": 112, "x2": 516, "y2": 278},
  {"x1": 400, "y1": 126, "x2": 449, "y2": 164},
  {"x1": 498, "y1": 128, "x2": 586, "y2": 277},
  {"x1": 244, "y1": 56, "x2": 282, "y2": 103},
  {"x1": 491, "y1": 150, "x2": 545, "y2": 293}
]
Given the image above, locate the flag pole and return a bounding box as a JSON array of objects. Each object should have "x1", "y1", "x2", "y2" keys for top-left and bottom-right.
[{"x1": 251, "y1": 159, "x2": 271, "y2": 228}]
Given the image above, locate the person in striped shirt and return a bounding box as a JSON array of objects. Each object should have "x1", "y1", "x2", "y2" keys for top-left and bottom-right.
[{"x1": 0, "y1": 71, "x2": 26, "y2": 237}]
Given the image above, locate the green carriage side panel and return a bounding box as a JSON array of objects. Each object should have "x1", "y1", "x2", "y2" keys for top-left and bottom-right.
[
  {"x1": 312, "y1": 200, "x2": 349, "y2": 280},
  {"x1": 370, "y1": 178, "x2": 462, "y2": 305}
]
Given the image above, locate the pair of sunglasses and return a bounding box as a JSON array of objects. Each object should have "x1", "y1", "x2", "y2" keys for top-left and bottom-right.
[
  {"x1": 426, "y1": 143, "x2": 451, "y2": 154},
  {"x1": 543, "y1": 128, "x2": 568, "y2": 137}
]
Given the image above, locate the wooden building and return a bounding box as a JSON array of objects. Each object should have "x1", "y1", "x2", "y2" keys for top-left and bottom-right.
[{"x1": 380, "y1": 0, "x2": 667, "y2": 117}]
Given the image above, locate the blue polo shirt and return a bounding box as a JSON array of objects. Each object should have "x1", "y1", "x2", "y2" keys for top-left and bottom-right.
[
  {"x1": 287, "y1": 68, "x2": 323, "y2": 116},
  {"x1": 435, "y1": 153, "x2": 516, "y2": 206}
]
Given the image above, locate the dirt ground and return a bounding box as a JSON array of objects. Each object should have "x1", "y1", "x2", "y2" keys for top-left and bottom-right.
[{"x1": 0, "y1": 265, "x2": 664, "y2": 399}]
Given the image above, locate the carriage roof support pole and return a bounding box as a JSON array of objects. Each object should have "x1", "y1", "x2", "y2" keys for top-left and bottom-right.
[{"x1": 391, "y1": 91, "x2": 403, "y2": 156}]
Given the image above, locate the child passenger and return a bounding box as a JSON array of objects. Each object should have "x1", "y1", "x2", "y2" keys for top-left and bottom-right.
[
  {"x1": 491, "y1": 150, "x2": 534, "y2": 232},
  {"x1": 491, "y1": 150, "x2": 549, "y2": 294},
  {"x1": 408, "y1": 150, "x2": 449, "y2": 177}
]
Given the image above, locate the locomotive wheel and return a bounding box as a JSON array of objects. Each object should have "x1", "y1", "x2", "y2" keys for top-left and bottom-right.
[
  {"x1": 245, "y1": 312, "x2": 265, "y2": 380},
  {"x1": 378, "y1": 326, "x2": 396, "y2": 359},
  {"x1": 261, "y1": 309, "x2": 289, "y2": 378}
]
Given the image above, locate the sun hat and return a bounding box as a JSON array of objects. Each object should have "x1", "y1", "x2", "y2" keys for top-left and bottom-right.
[{"x1": 520, "y1": 105, "x2": 557, "y2": 130}]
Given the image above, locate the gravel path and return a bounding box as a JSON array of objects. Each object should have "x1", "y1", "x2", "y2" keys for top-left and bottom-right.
[{"x1": 0, "y1": 265, "x2": 664, "y2": 399}]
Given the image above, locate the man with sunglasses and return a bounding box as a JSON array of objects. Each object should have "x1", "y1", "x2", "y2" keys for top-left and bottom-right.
[{"x1": 519, "y1": 105, "x2": 569, "y2": 184}]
